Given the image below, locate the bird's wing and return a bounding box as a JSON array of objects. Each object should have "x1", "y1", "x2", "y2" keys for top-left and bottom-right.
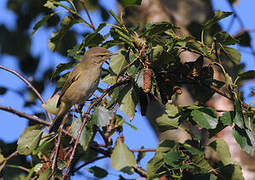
[{"x1": 57, "y1": 66, "x2": 81, "y2": 107}]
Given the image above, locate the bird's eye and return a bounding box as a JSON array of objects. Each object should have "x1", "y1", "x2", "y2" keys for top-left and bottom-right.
[{"x1": 99, "y1": 55, "x2": 105, "y2": 57}]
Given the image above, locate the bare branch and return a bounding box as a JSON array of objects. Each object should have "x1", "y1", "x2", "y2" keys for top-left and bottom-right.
[
  {"x1": 52, "y1": 115, "x2": 68, "y2": 179},
  {"x1": 0, "y1": 65, "x2": 52, "y2": 122},
  {"x1": 79, "y1": 0, "x2": 95, "y2": 31},
  {"x1": 0, "y1": 105, "x2": 50, "y2": 126},
  {"x1": 71, "y1": 155, "x2": 107, "y2": 174}
]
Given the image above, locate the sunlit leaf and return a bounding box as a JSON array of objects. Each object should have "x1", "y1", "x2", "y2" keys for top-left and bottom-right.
[
  {"x1": 191, "y1": 107, "x2": 218, "y2": 129},
  {"x1": 17, "y1": 126, "x2": 43, "y2": 155},
  {"x1": 92, "y1": 106, "x2": 113, "y2": 127},
  {"x1": 119, "y1": 83, "x2": 137, "y2": 120},
  {"x1": 209, "y1": 139, "x2": 231, "y2": 165},
  {"x1": 109, "y1": 49, "x2": 129, "y2": 76},
  {"x1": 203, "y1": 11, "x2": 233, "y2": 29},
  {"x1": 71, "y1": 118, "x2": 95, "y2": 151},
  {"x1": 41, "y1": 95, "x2": 59, "y2": 114},
  {"x1": 111, "y1": 140, "x2": 137, "y2": 173}
]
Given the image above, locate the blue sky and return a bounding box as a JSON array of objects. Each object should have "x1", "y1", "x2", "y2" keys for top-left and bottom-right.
[{"x1": 0, "y1": 0, "x2": 255, "y2": 179}]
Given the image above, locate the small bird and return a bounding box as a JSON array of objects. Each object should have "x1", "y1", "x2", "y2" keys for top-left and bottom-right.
[{"x1": 49, "y1": 47, "x2": 111, "y2": 133}]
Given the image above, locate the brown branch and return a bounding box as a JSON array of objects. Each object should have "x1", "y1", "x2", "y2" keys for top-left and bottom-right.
[
  {"x1": 0, "y1": 65, "x2": 52, "y2": 122},
  {"x1": 131, "y1": 148, "x2": 156, "y2": 153},
  {"x1": 62, "y1": 115, "x2": 88, "y2": 178},
  {"x1": 0, "y1": 151, "x2": 19, "y2": 167},
  {"x1": 71, "y1": 155, "x2": 107, "y2": 174},
  {"x1": 62, "y1": 79, "x2": 130, "y2": 179},
  {"x1": 0, "y1": 105, "x2": 73, "y2": 137},
  {"x1": 79, "y1": 0, "x2": 95, "y2": 31},
  {"x1": 52, "y1": 115, "x2": 67, "y2": 179},
  {"x1": 0, "y1": 105, "x2": 50, "y2": 126},
  {"x1": 133, "y1": 166, "x2": 147, "y2": 178}
]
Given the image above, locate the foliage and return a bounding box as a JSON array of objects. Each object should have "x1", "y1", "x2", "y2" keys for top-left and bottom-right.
[{"x1": 0, "y1": 0, "x2": 255, "y2": 179}]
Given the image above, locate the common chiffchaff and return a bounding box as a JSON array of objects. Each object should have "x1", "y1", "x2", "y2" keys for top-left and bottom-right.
[{"x1": 49, "y1": 47, "x2": 111, "y2": 133}]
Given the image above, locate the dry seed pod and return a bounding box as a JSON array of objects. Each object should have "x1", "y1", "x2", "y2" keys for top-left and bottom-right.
[{"x1": 143, "y1": 68, "x2": 152, "y2": 93}]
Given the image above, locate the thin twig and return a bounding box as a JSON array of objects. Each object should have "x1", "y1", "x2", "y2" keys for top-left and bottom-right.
[
  {"x1": 133, "y1": 166, "x2": 147, "y2": 178},
  {"x1": 131, "y1": 148, "x2": 156, "y2": 153},
  {"x1": 71, "y1": 155, "x2": 107, "y2": 174},
  {"x1": 79, "y1": 0, "x2": 95, "y2": 31},
  {"x1": 227, "y1": 2, "x2": 255, "y2": 58},
  {"x1": 0, "y1": 151, "x2": 19, "y2": 167},
  {"x1": 0, "y1": 105, "x2": 73, "y2": 137},
  {"x1": 0, "y1": 105, "x2": 50, "y2": 126},
  {"x1": 0, "y1": 65, "x2": 52, "y2": 122},
  {"x1": 52, "y1": 116, "x2": 68, "y2": 179},
  {"x1": 62, "y1": 115, "x2": 89, "y2": 178}
]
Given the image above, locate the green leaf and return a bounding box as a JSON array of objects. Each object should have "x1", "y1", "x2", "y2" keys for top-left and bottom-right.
[
  {"x1": 87, "y1": 166, "x2": 108, "y2": 178},
  {"x1": 51, "y1": 61, "x2": 76, "y2": 80},
  {"x1": 109, "y1": 49, "x2": 129, "y2": 76},
  {"x1": 156, "y1": 102, "x2": 180, "y2": 131},
  {"x1": 33, "y1": 134, "x2": 54, "y2": 156},
  {"x1": 119, "y1": 0, "x2": 142, "y2": 7},
  {"x1": 34, "y1": 163, "x2": 43, "y2": 173},
  {"x1": 157, "y1": 140, "x2": 175, "y2": 153},
  {"x1": 0, "y1": 153, "x2": 6, "y2": 172},
  {"x1": 38, "y1": 168, "x2": 51, "y2": 180},
  {"x1": 236, "y1": 31, "x2": 251, "y2": 47},
  {"x1": 44, "y1": 1, "x2": 57, "y2": 9},
  {"x1": 156, "y1": 114, "x2": 179, "y2": 132},
  {"x1": 191, "y1": 155, "x2": 212, "y2": 173},
  {"x1": 222, "y1": 46, "x2": 241, "y2": 64},
  {"x1": 191, "y1": 107, "x2": 218, "y2": 129},
  {"x1": 110, "y1": 28, "x2": 134, "y2": 45},
  {"x1": 141, "y1": 22, "x2": 177, "y2": 37},
  {"x1": 203, "y1": 11, "x2": 233, "y2": 30},
  {"x1": 82, "y1": 32, "x2": 104, "y2": 47},
  {"x1": 232, "y1": 125, "x2": 255, "y2": 155},
  {"x1": 165, "y1": 102, "x2": 179, "y2": 116},
  {"x1": 102, "y1": 74, "x2": 118, "y2": 85},
  {"x1": 237, "y1": 70, "x2": 255, "y2": 83},
  {"x1": 111, "y1": 140, "x2": 137, "y2": 173},
  {"x1": 137, "y1": 147, "x2": 146, "y2": 163},
  {"x1": 71, "y1": 118, "x2": 95, "y2": 151},
  {"x1": 209, "y1": 139, "x2": 231, "y2": 165},
  {"x1": 48, "y1": 15, "x2": 76, "y2": 51},
  {"x1": 31, "y1": 13, "x2": 55, "y2": 37},
  {"x1": 233, "y1": 99, "x2": 244, "y2": 128},
  {"x1": 119, "y1": 83, "x2": 137, "y2": 120},
  {"x1": 215, "y1": 32, "x2": 239, "y2": 45},
  {"x1": 220, "y1": 111, "x2": 233, "y2": 126},
  {"x1": 67, "y1": 44, "x2": 84, "y2": 60},
  {"x1": 41, "y1": 95, "x2": 59, "y2": 114},
  {"x1": 146, "y1": 151, "x2": 164, "y2": 179},
  {"x1": 164, "y1": 150, "x2": 186, "y2": 168},
  {"x1": 219, "y1": 164, "x2": 244, "y2": 180},
  {"x1": 17, "y1": 126, "x2": 43, "y2": 155},
  {"x1": 92, "y1": 106, "x2": 113, "y2": 127}
]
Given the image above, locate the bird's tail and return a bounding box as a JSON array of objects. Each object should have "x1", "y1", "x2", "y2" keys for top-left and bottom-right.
[{"x1": 49, "y1": 102, "x2": 70, "y2": 133}]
